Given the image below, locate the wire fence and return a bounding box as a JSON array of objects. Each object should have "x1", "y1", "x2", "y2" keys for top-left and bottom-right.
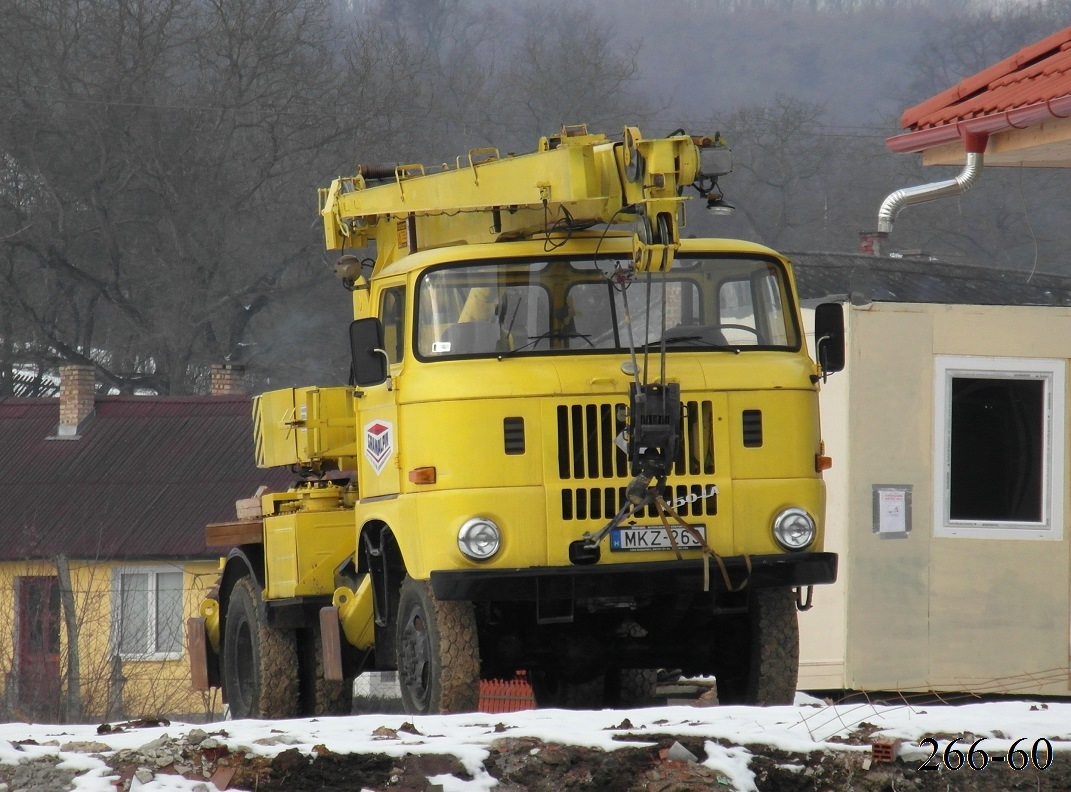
[
  {"x1": 5, "y1": 562, "x2": 1064, "y2": 725},
  {"x1": 1, "y1": 566, "x2": 224, "y2": 725},
  {"x1": 0, "y1": 565, "x2": 531, "y2": 725}
]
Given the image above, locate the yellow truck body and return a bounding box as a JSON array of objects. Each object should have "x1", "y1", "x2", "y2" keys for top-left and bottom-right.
[{"x1": 192, "y1": 128, "x2": 842, "y2": 717}]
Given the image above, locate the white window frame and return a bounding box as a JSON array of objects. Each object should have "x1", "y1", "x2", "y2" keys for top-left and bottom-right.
[
  {"x1": 933, "y1": 355, "x2": 1064, "y2": 541},
  {"x1": 111, "y1": 566, "x2": 185, "y2": 661}
]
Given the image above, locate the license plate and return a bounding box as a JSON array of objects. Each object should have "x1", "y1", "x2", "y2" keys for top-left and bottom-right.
[{"x1": 610, "y1": 524, "x2": 706, "y2": 552}]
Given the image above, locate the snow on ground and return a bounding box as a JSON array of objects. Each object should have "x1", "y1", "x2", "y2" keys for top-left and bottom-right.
[{"x1": 2, "y1": 693, "x2": 1070, "y2": 792}]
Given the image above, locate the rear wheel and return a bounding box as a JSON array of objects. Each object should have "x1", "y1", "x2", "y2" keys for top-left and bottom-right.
[
  {"x1": 222, "y1": 577, "x2": 299, "y2": 718},
  {"x1": 298, "y1": 621, "x2": 353, "y2": 716},
  {"x1": 715, "y1": 588, "x2": 798, "y2": 706},
  {"x1": 396, "y1": 577, "x2": 479, "y2": 714},
  {"x1": 611, "y1": 669, "x2": 658, "y2": 706}
]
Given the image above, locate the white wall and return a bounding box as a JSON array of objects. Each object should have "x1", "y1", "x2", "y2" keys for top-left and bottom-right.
[{"x1": 797, "y1": 303, "x2": 851, "y2": 690}]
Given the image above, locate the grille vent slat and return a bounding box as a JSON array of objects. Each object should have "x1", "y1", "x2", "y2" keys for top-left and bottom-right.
[
  {"x1": 503, "y1": 417, "x2": 525, "y2": 455},
  {"x1": 742, "y1": 410, "x2": 763, "y2": 447},
  {"x1": 570, "y1": 405, "x2": 585, "y2": 479},
  {"x1": 556, "y1": 406, "x2": 570, "y2": 478}
]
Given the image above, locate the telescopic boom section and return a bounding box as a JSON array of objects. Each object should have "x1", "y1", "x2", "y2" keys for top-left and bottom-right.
[{"x1": 318, "y1": 126, "x2": 720, "y2": 274}]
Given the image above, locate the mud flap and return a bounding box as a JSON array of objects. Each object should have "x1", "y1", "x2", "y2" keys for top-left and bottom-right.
[
  {"x1": 319, "y1": 607, "x2": 345, "y2": 682},
  {"x1": 187, "y1": 617, "x2": 212, "y2": 690}
]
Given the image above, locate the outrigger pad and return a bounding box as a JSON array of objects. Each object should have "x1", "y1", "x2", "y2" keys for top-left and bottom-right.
[{"x1": 628, "y1": 382, "x2": 681, "y2": 480}]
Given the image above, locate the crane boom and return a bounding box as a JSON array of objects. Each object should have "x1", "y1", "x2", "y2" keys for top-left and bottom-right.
[{"x1": 319, "y1": 125, "x2": 728, "y2": 274}]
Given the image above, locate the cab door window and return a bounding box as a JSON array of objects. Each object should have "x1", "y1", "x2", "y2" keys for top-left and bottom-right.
[{"x1": 380, "y1": 286, "x2": 406, "y2": 365}]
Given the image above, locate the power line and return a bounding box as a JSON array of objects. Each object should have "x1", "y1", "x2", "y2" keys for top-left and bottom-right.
[{"x1": 0, "y1": 92, "x2": 903, "y2": 141}]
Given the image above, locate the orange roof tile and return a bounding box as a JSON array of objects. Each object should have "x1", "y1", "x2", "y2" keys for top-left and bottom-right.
[
  {"x1": 887, "y1": 27, "x2": 1071, "y2": 154},
  {"x1": 901, "y1": 26, "x2": 1071, "y2": 131}
]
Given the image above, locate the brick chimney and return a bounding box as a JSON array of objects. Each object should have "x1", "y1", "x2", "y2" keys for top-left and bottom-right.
[
  {"x1": 57, "y1": 364, "x2": 96, "y2": 437},
  {"x1": 209, "y1": 363, "x2": 247, "y2": 396},
  {"x1": 859, "y1": 231, "x2": 886, "y2": 256}
]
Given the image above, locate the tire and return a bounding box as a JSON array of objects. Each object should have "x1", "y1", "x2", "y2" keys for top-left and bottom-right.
[
  {"x1": 396, "y1": 577, "x2": 479, "y2": 715},
  {"x1": 716, "y1": 588, "x2": 799, "y2": 706},
  {"x1": 298, "y1": 622, "x2": 353, "y2": 717},
  {"x1": 222, "y1": 577, "x2": 299, "y2": 719},
  {"x1": 529, "y1": 670, "x2": 607, "y2": 710},
  {"x1": 613, "y1": 669, "x2": 658, "y2": 706}
]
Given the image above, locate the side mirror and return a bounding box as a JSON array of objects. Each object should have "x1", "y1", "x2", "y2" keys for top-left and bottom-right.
[
  {"x1": 814, "y1": 303, "x2": 845, "y2": 378},
  {"x1": 349, "y1": 318, "x2": 389, "y2": 387}
]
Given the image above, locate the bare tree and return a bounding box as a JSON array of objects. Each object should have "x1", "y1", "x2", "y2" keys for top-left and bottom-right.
[
  {"x1": 708, "y1": 96, "x2": 849, "y2": 249},
  {"x1": 903, "y1": 1, "x2": 1068, "y2": 108},
  {"x1": 489, "y1": 3, "x2": 654, "y2": 147},
  {"x1": 0, "y1": 0, "x2": 413, "y2": 394}
]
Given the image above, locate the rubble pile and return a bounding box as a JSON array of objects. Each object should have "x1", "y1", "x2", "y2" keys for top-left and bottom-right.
[
  {"x1": 0, "y1": 719, "x2": 1067, "y2": 791},
  {"x1": 0, "y1": 753, "x2": 79, "y2": 792},
  {"x1": 107, "y1": 728, "x2": 221, "y2": 789}
]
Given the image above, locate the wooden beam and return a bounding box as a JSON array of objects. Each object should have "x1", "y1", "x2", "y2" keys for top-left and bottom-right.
[{"x1": 205, "y1": 520, "x2": 263, "y2": 548}]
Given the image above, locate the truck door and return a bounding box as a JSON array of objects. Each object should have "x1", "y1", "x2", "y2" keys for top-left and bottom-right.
[{"x1": 357, "y1": 283, "x2": 405, "y2": 499}]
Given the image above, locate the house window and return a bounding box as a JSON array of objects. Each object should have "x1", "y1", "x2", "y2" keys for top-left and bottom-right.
[
  {"x1": 933, "y1": 355, "x2": 1065, "y2": 540},
  {"x1": 114, "y1": 568, "x2": 185, "y2": 660}
]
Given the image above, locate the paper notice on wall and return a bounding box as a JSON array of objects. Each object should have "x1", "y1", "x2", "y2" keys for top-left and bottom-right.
[{"x1": 877, "y1": 489, "x2": 907, "y2": 534}]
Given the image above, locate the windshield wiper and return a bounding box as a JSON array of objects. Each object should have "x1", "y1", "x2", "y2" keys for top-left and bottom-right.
[
  {"x1": 497, "y1": 331, "x2": 592, "y2": 359},
  {"x1": 634, "y1": 334, "x2": 711, "y2": 347}
]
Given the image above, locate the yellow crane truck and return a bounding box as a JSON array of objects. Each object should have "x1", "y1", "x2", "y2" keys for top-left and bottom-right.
[{"x1": 189, "y1": 125, "x2": 843, "y2": 717}]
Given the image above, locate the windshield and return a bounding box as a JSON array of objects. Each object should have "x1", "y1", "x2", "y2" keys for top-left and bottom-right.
[{"x1": 415, "y1": 254, "x2": 800, "y2": 359}]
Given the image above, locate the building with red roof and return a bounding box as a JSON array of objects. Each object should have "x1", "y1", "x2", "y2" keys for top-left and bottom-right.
[
  {"x1": 797, "y1": 28, "x2": 1071, "y2": 698},
  {"x1": 888, "y1": 25, "x2": 1071, "y2": 167},
  {"x1": 0, "y1": 365, "x2": 291, "y2": 722}
]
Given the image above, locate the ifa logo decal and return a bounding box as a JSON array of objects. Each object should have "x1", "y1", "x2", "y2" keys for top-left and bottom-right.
[{"x1": 364, "y1": 420, "x2": 394, "y2": 475}]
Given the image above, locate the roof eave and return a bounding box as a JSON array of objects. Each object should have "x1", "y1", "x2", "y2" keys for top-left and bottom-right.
[{"x1": 887, "y1": 94, "x2": 1071, "y2": 155}]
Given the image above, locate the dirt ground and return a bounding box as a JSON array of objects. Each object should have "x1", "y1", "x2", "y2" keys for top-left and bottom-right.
[
  {"x1": 88, "y1": 702, "x2": 1068, "y2": 792},
  {"x1": 8, "y1": 686, "x2": 1067, "y2": 791},
  {"x1": 143, "y1": 729, "x2": 1067, "y2": 792}
]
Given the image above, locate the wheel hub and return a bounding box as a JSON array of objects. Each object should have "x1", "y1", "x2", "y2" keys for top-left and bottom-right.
[
  {"x1": 233, "y1": 617, "x2": 255, "y2": 715},
  {"x1": 400, "y1": 611, "x2": 432, "y2": 710}
]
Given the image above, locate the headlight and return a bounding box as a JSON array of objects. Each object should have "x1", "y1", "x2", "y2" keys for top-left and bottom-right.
[
  {"x1": 772, "y1": 508, "x2": 816, "y2": 551},
  {"x1": 458, "y1": 518, "x2": 501, "y2": 561}
]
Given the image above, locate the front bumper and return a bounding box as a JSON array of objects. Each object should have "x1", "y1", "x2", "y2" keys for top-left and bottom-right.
[{"x1": 430, "y1": 552, "x2": 837, "y2": 602}]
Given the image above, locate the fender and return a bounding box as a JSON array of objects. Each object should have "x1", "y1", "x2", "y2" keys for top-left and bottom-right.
[{"x1": 220, "y1": 543, "x2": 266, "y2": 620}]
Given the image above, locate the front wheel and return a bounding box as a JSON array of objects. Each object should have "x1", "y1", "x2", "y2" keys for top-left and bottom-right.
[
  {"x1": 715, "y1": 588, "x2": 799, "y2": 706},
  {"x1": 396, "y1": 577, "x2": 479, "y2": 715},
  {"x1": 221, "y1": 577, "x2": 299, "y2": 719}
]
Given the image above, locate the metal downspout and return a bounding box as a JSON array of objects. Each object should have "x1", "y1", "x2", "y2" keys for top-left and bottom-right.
[{"x1": 876, "y1": 151, "x2": 985, "y2": 235}]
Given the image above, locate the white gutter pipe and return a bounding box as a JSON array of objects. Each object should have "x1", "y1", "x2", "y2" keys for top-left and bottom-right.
[{"x1": 876, "y1": 151, "x2": 985, "y2": 235}]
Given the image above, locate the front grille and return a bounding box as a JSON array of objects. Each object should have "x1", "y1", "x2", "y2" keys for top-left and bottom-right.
[
  {"x1": 561, "y1": 483, "x2": 718, "y2": 521},
  {"x1": 556, "y1": 400, "x2": 715, "y2": 480},
  {"x1": 556, "y1": 399, "x2": 717, "y2": 521}
]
